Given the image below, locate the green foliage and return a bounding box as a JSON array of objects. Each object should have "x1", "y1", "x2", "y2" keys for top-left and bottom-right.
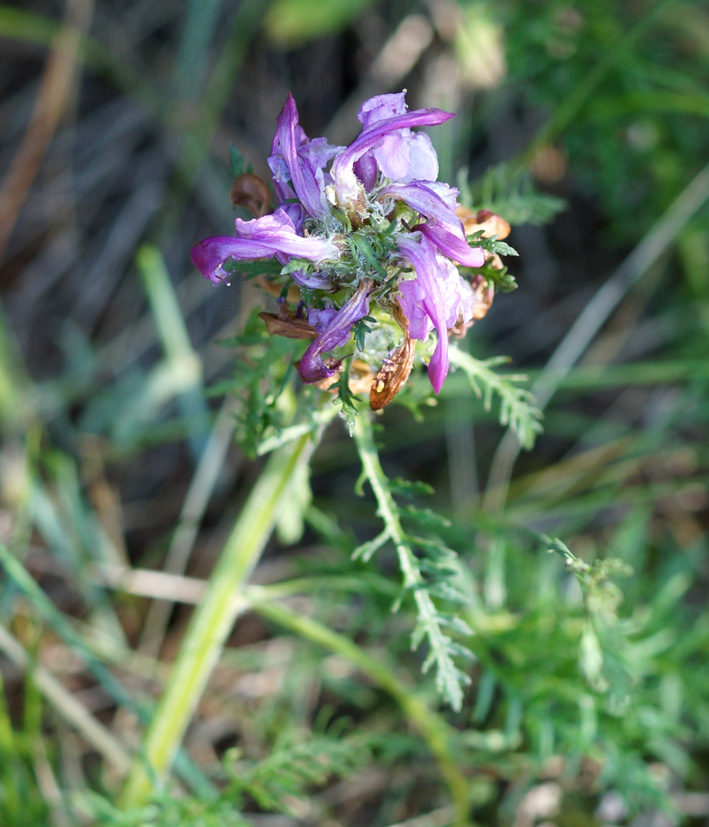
[
  {"x1": 500, "y1": 0, "x2": 709, "y2": 241},
  {"x1": 449, "y1": 350, "x2": 544, "y2": 449},
  {"x1": 353, "y1": 315, "x2": 377, "y2": 352},
  {"x1": 331, "y1": 359, "x2": 360, "y2": 436},
  {"x1": 0, "y1": 675, "x2": 50, "y2": 827},
  {"x1": 80, "y1": 735, "x2": 369, "y2": 825},
  {"x1": 262, "y1": 0, "x2": 375, "y2": 45},
  {"x1": 225, "y1": 735, "x2": 370, "y2": 815},
  {"x1": 211, "y1": 311, "x2": 309, "y2": 457},
  {"x1": 468, "y1": 231, "x2": 519, "y2": 260},
  {"x1": 78, "y1": 790, "x2": 250, "y2": 826},
  {"x1": 353, "y1": 415, "x2": 473, "y2": 711},
  {"x1": 2, "y1": 0, "x2": 708, "y2": 824},
  {"x1": 460, "y1": 165, "x2": 567, "y2": 226},
  {"x1": 445, "y1": 524, "x2": 709, "y2": 815}
]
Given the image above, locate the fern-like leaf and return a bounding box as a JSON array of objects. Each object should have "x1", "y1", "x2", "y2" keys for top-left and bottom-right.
[
  {"x1": 449, "y1": 349, "x2": 543, "y2": 449},
  {"x1": 228, "y1": 736, "x2": 370, "y2": 816},
  {"x1": 458, "y1": 163, "x2": 566, "y2": 226},
  {"x1": 353, "y1": 414, "x2": 473, "y2": 711}
]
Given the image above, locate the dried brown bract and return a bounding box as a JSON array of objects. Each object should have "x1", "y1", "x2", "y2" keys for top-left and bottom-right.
[
  {"x1": 471, "y1": 274, "x2": 495, "y2": 320},
  {"x1": 456, "y1": 206, "x2": 511, "y2": 241},
  {"x1": 258, "y1": 310, "x2": 318, "y2": 340},
  {"x1": 370, "y1": 310, "x2": 416, "y2": 411},
  {"x1": 231, "y1": 173, "x2": 270, "y2": 218}
]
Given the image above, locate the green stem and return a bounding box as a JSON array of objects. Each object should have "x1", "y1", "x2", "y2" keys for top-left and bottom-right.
[
  {"x1": 353, "y1": 413, "x2": 465, "y2": 713},
  {"x1": 353, "y1": 413, "x2": 420, "y2": 590},
  {"x1": 250, "y1": 595, "x2": 473, "y2": 827},
  {"x1": 119, "y1": 427, "x2": 323, "y2": 808}
]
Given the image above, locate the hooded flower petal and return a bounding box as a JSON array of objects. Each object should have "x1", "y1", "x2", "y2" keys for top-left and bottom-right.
[
  {"x1": 331, "y1": 96, "x2": 454, "y2": 212},
  {"x1": 353, "y1": 151, "x2": 378, "y2": 191},
  {"x1": 299, "y1": 280, "x2": 373, "y2": 383},
  {"x1": 357, "y1": 93, "x2": 440, "y2": 183},
  {"x1": 397, "y1": 235, "x2": 474, "y2": 393},
  {"x1": 378, "y1": 182, "x2": 485, "y2": 267},
  {"x1": 268, "y1": 94, "x2": 341, "y2": 220},
  {"x1": 191, "y1": 208, "x2": 338, "y2": 284},
  {"x1": 419, "y1": 224, "x2": 485, "y2": 267}
]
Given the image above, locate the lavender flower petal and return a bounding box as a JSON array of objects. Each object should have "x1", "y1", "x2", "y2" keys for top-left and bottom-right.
[
  {"x1": 379, "y1": 182, "x2": 485, "y2": 267},
  {"x1": 353, "y1": 151, "x2": 378, "y2": 191},
  {"x1": 397, "y1": 236, "x2": 448, "y2": 392},
  {"x1": 191, "y1": 208, "x2": 338, "y2": 284},
  {"x1": 290, "y1": 269, "x2": 333, "y2": 290},
  {"x1": 397, "y1": 236, "x2": 474, "y2": 393},
  {"x1": 331, "y1": 101, "x2": 454, "y2": 211},
  {"x1": 268, "y1": 94, "x2": 342, "y2": 220},
  {"x1": 357, "y1": 93, "x2": 410, "y2": 126},
  {"x1": 299, "y1": 280, "x2": 373, "y2": 383},
  {"x1": 419, "y1": 224, "x2": 485, "y2": 267}
]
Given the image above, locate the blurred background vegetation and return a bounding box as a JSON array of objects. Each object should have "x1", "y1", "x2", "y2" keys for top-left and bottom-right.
[{"x1": 1, "y1": 0, "x2": 708, "y2": 824}]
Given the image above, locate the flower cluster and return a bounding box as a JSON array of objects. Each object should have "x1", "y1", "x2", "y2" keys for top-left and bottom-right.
[{"x1": 192, "y1": 91, "x2": 505, "y2": 408}]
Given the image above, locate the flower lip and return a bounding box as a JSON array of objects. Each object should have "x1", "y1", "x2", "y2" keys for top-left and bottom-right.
[
  {"x1": 378, "y1": 182, "x2": 485, "y2": 267},
  {"x1": 396, "y1": 234, "x2": 474, "y2": 393},
  {"x1": 298, "y1": 279, "x2": 374, "y2": 383},
  {"x1": 191, "y1": 207, "x2": 338, "y2": 284},
  {"x1": 419, "y1": 224, "x2": 485, "y2": 268}
]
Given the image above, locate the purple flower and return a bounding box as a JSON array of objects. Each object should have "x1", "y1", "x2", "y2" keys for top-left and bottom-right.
[
  {"x1": 268, "y1": 94, "x2": 342, "y2": 221},
  {"x1": 299, "y1": 280, "x2": 374, "y2": 383},
  {"x1": 193, "y1": 89, "x2": 505, "y2": 405},
  {"x1": 378, "y1": 182, "x2": 485, "y2": 268},
  {"x1": 331, "y1": 94, "x2": 454, "y2": 215},
  {"x1": 397, "y1": 235, "x2": 475, "y2": 393},
  {"x1": 191, "y1": 208, "x2": 338, "y2": 284}
]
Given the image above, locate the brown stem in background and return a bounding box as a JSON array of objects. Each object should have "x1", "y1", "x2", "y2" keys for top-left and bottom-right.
[{"x1": 0, "y1": 0, "x2": 94, "y2": 263}]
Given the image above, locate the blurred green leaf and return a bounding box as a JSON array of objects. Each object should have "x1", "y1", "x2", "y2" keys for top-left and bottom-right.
[{"x1": 263, "y1": 0, "x2": 375, "y2": 45}]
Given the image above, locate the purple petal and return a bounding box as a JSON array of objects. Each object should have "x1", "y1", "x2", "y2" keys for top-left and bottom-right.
[
  {"x1": 357, "y1": 92, "x2": 409, "y2": 126},
  {"x1": 268, "y1": 95, "x2": 324, "y2": 218},
  {"x1": 379, "y1": 182, "x2": 485, "y2": 267},
  {"x1": 290, "y1": 268, "x2": 333, "y2": 290},
  {"x1": 397, "y1": 236, "x2": 474, "y2": 393},
  {"x1": 299, "y1": 280, "x2": 373, "y2": 383},
  {"x1": 379, "y1": 182, "x2": 460, "y2": 232},
  {"x1": 353, "y1": 151, "x2": 378, "y2": 191},
  {"x1": 397, "y1": 236, "x2": 449, "y2": 393},
  {"x1": 420, "y1": 224, "x2": 486, "y2": 267},
  {"x1": 373, "y1": 130, "x2": 439, "y2": 183},
  {"x1": 191, "y1": 208, "x2": 338, "y2": 284},
  {"x1": 331, "y1": 103, "x2": 453, "y2": 210},
  {"x1": 268, "y1": 94, "x2": 341, "y2": 219},
  {"x1": 308, "y1": 305, "x2": 346, "y2": 342},
  {"x1": 358, "y1": 95, "x2": 439, "y2": 179}
]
